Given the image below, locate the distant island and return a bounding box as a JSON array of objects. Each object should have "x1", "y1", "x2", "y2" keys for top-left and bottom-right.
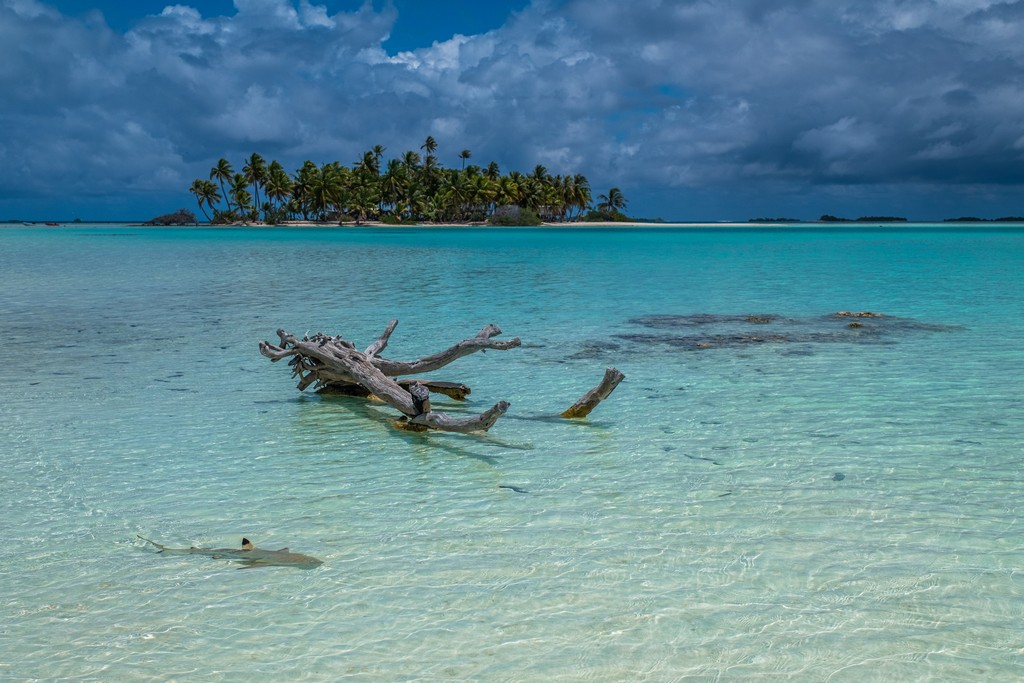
[
  {"x1": 746, "y1": 215, "x2": 910, "y2": 224},
  {"x1": 145, "y1": 209, "x2": 198, "y2": 226},
  {"x1": 819, "y1": 215, "x2": 908, "y2": 223},
  {"x1": 942, "y1": 216, "x2": 1024, "y2": 223},
  {"x1": 2, "y1": 218, "x2": 84, "y2": 225},
  {"x1": 186, "y1": 138, "x2": 633, "y2": 226}
]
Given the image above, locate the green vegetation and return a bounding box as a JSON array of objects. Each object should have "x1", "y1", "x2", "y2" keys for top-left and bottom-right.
[
  {"x1": 489, "y1": 206, "x2": 542, "y2": 226},
  {"x1": 577, "y1": 187, "x2": 632, "y2": 222},
  {"x1": 145, "y1": 209, "x2": 197, "y2": 226},
  {"x1": 583, "y1": 208, "x2": 627, "y2": 222},
  {"x1": 187, "y1": 139, "x2": 628, "y2": 225}
]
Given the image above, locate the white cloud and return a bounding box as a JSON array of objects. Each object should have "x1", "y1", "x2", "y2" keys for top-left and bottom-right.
[
  {"x1": 298, "y1": 0, "x2": 333, "y2": 29},
  {"x1": 796, "y1": 118, "x2": 879, "y2": 161},
  {"x1": 232, "y1": 0, "x2": 301, "y2": 29},
  {"x1": 6, "y1": 0, "x2": 57, "y2": 19}
]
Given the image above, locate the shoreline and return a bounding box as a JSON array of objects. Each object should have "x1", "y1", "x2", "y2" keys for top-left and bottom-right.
[{"x1": 8, "y1": 219, "x2": 1024, "y2": 229}]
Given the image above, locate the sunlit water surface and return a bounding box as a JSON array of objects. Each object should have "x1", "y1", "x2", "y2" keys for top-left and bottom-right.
[{"x1": 1, "y1": 224, "x2": 1022, "y2": 681}]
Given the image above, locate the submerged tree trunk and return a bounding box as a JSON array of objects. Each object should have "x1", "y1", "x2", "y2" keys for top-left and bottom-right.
[{"x1": 259, "y1": 320, "x2": 622, "y2": 433}]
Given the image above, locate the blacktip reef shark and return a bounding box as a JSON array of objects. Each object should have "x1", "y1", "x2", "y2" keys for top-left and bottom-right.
[{"x1": 138, "y1": 536, "x2": 323, "y2": 570}]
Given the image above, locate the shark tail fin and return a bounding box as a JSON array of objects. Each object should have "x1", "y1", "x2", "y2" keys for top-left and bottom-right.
[{"x1": 137, "y1": 535, "x2": 166, "y2": 552}]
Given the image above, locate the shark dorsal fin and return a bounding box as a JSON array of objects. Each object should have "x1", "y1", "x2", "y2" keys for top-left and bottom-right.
[{"x1": 241, "y1": 538, "x2": 254, "y2": 550}]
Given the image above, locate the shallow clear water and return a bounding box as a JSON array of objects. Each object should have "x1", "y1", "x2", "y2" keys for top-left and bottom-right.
[{"x1": 1, "y1": 224, "x2": 1022, "y2": 681}]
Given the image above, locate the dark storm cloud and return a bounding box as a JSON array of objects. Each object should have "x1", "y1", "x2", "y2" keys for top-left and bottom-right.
[
  {"x1": 1, "y1": 0, "x2": 1023, "y2": 219},
  {"x1": 557, "y1": 0, "x2": 1024, "y2": 188}
]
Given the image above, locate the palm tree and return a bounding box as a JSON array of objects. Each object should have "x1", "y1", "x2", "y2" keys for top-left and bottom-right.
[
  {"x1": 307, "y1": 163, "x2": 344, "y2": 221},
  {"x1": 597, "y1": 187, "x2": 628, "y2": 215},
  {"x1": 401, "y1": 150, "x2": 421, "y2": 172},
  {"x1": 189, "y1": 179, "x2": 220, "y2": 222},
  {"x1": 571, "y1": 174, "x2": 592, "y2": 220},
  {"x1": 357, "y1": 150, "x2": 380, "y2": 176},
  {"x1": 264, "y1": 161, "x2": 292, "y2": 212},
  {"x1": 210, "y1": 158, "x2": 234, "y2": 211},
  {"x1": 495, "y1": 176, "x2": 521, "y2": 207},
  {"x1": 403, "y1": 184, "x2": 428, "y2": 220},
  {"x1": 543, "y1": 178, "x2": 565, "y2": 221},
  {"x1": 381, "y1": 159, "x2": 407, "y2": 215},
  {"x1": 468, "y1": 174, "x2": 497, "y2": 217},
  {"x1": 421, "y1": 135, "x2": 437, "y2": 156},
  {"x1": 518, "y1": 176, "x2": 542, "y2": 211},
  {"x1": 439, "y1": 170, "x2": 470, "y2": 221},
  {"x1": 230, "y1": 173, "x2": 254, "y2": 223},
  {"x1": 292, "y1": 160, "x2": 318, "y2": 220},
  {"x1": 368, "y1": 146, "x2": 386, "y2": 213},
  {"x1": 347, "y1": 174, "x2": 378, "y2": 224},
  {"x1": 242, "y1": 153, "x2": 267, "y2": 219},
  {"x1": 421, "y1": 153, "x2": 440, "y2": 197},
  {"x1": 459, "y1": 148, "x2": 472, "y2": 169}
]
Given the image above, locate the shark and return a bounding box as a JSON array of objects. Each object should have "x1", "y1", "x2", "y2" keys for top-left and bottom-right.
[{"x1": 138, "y1": 535, "x2": 323, "y2": 570}]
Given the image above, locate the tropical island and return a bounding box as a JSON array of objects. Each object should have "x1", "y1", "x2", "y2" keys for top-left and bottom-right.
[{"x1": 187, "y1": 137, "x2": 630, "y2": 226}]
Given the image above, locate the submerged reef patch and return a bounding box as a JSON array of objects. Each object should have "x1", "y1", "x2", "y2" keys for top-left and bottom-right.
[{"x1": 602, "y1": 312, "x2": 962, "y2": 353}]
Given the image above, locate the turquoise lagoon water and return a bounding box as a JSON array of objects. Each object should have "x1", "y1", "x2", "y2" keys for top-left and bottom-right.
[{"x1": 0, "y1": 224, "x2": 1022, "y2": 681}]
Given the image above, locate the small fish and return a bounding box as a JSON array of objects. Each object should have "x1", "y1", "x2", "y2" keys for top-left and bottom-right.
[
  {"x1": 498, "y1": 485, "x2": 529, "y2": 494},
  {"x1": 684, "y1": 454, "x2": 723, "y2": 466},
  {"x1": 138, "y1": 535, "x2": 323, "y2": 570}
]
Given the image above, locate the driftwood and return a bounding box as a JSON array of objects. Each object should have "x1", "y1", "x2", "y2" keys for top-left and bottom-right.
[
  {"x1": 259, "y1": 320, "x2": 623, "y2": 433},
  {"x1": 561, "y1": 368, "x2": 626, "y2": 418}
]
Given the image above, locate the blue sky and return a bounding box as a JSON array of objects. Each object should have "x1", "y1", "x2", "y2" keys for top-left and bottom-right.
[
  {"x1": 3, "y1": 0, "x2": 1024, "y2": 221},
  {"x1": 44, "y1": 0, "x2": 533, "y2": 52}
]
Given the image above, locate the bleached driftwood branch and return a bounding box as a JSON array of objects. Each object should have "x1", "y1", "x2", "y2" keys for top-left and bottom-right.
[
  {"x1": 561, "y1": 368, "x2": 625, "y2": 418},
  {"x1": 259, "y1": 320, "x2": 622, "y2": 433}
]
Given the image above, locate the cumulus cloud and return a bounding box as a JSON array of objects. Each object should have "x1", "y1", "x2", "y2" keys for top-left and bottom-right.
[{"x1": 1, "y1": 0, "x2": 1023, "y2": 219}]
